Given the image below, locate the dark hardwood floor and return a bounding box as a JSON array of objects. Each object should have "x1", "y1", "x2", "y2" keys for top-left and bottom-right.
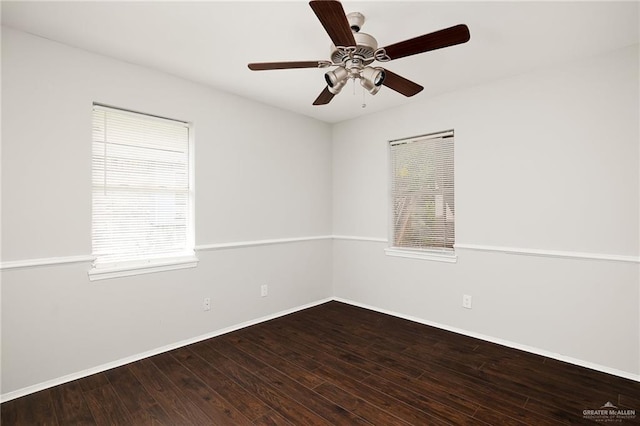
[{"x1": 2, "y1": 301, "x2": 639, "y2": 425}]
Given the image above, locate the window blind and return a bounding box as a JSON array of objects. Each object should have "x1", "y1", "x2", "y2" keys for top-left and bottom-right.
[
  {"x1": 92, "y1": 105, "x2": 192, "y2": 266},
  {"x1": 390, "y1": 131, "x2": 454, "y2": 252}
]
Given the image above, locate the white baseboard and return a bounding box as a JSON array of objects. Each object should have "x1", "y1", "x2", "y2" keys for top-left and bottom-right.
[
  {"x1": 333, "y1": 297, "x2": 640, "y2": 383},
  {"x1": 0, "y1": 297, "x2": 333, "y2": 403},
  {"x1": 2, "y1": 295, "x2": 637, "y2": 402}
]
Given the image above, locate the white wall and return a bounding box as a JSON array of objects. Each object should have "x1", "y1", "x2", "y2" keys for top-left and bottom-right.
[
  {"x1": 2, "y1": 24, "x2": 639, "y2": 400},
  {"x1": 332, "y1": 45, "x2": 640, "y2": 377},
  {"x1": 0, "y1": 27, "x2": 333, "y2": 397}
]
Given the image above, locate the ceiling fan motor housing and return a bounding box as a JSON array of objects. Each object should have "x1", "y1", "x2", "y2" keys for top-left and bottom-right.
[
  {"x1": 330, "y1": 32, "x2": 378, "y2": 66},
  {"x1": 326, "y1": 12, "x2": 383, "y2": 95}
]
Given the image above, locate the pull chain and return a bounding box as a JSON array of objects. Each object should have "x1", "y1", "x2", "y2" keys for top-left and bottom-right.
[{"x1": 362, "y1": 85, "x2": 367, "y2": 108}]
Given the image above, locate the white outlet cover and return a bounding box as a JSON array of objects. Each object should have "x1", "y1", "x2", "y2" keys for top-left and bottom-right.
[{"x1": 462, "y1": 295, "x2": 472, "y2": 309}]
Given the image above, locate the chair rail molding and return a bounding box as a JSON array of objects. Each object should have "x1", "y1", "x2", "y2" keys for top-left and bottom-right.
[
  {"x1": 195, "y1": 235, "x2": 333, "y2": 251},
  {"x1": 3, "y1": 238, "x2": 638, "y2": 270},
  {"x1": 455, "y1": 243, "x2": 640, "y2": 263},
  {"x1": 0, "y1": 255, "x2": 96, "y2": 270}
]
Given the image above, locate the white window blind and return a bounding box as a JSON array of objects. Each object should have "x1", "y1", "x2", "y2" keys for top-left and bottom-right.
[
  {"x1": 389, "y1": 131, "x2": 454, "y2": 253},
  {"x1": 91, "y1": 105, "x2": 193, "y2": 269}
]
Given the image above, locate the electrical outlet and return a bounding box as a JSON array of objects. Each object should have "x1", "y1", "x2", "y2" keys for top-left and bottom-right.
[
  {"x1": 261, "y1": 284, "x2": 268, "y2": 297},
  {"x1": 203, "y1": 297, "x2": 211, "y2": 311},
  {"x1": 462, "y1": 294, "x2": 472, "y2": 309}
]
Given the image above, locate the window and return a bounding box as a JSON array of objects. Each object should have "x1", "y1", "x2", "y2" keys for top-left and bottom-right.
[
  {"x1": 386, "y1": 130, "x2": 456, "y2": 262},
  {"x1": 90, "y1": 104, "x2": 196, "y2": 280}
]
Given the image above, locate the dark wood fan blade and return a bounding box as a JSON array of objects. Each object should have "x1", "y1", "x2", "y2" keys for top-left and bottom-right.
[
  {"x1": 382, "y1": 69, "x2": 424, "y2": 97},
  {"x1": 382, "y1": 24, "x2": 470, "y2": 61},
  {"x1": 248, "y1": 61, "x2": 324, "y2": 71},
  {"x1": 309, "y1": 0, "x2": 356, "y2": 47},
  {"x1": 313, "y1": 87, "x2": 335, "y2": 105}
]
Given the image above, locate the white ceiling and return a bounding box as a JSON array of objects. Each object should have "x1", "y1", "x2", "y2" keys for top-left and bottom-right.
[{"x1": 2, "y1": 1, "x2": 638, "y2": 123}]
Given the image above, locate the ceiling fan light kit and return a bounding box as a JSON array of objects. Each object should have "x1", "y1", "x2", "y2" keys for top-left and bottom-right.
[
  {"x1": 324, "y1": 66, "x2": 349, "y2": 94},
  {"x1": 248, "y1": 0, "x2": 470, "y2": 106},
  {"x1": 360, "y1": 66, "x2": 385, "y2": 94}
]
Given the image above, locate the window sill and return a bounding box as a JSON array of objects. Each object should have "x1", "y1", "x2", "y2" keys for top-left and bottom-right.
[
  {"x1": 384, "y1": 247, "x2": 458, "y2": 263},
  {"x1": 88, "y1": 254, "x2": 199, "y2": 281}
]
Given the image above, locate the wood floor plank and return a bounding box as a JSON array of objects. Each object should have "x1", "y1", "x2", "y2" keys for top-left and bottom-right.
[
  {"x1": 127, "y1": 403, "x2": 173, "y2": 426},
  {"x1": 521, "y1": 396, "x2": 592, "y2": 425},
  {"x1": 543, "y1": 357, "x2": 640, "y2": 395},
  {"x1": 220, "y1": 333, "x2": 326, "y2": 389},
  {"x1": 289, "y1": 316, "x2": 426, "y2": 378},
  {"x1": 128, "y1": 358, "x2": 212, "y2": 425},
  {"x1": 78, "y1": 372, "x2": 110, "y2": 392},
  {"x1": 256, "y1": 325, "x2": 373, "y2": 381},
  {"x1": 317, "y1": 302, "x2": 480, "y2": 351},
  {"x1": 416, "y1": 366, "x2": 564, "y2": 425},
  {"x1": 620, "y1": 392, "x2": 640, "y2": 410},
  {"x1": 252, "y1": 409, "x2": 295, "y2": 426},
  {"x1": 2, "y1": 301, "x2": 638, "y2": 426},
  {"x1": 150, "y1": 351, "x2": 253, "y2": 425},
  {"x1": 416, "y1": 358, "x2": 529, "y2": 408},
  {"x1": 240, "y1": 326, "x2": 325, "y2": 372},
  {"x1": 361, "y1": 372, "x2": 480, "y2": 423},
  {"x1": 299, "y1": 307, "x2": 419, "y2": 352},
  {"x1": 313, "y1": 381, "x2": 412, "y2": 426},
  {"x1": 172, "y1": 345, "x2": 273, "y2": 421},
  {"x1": 83, "y1": 384, "x2": 132, "y2": 426},
  {"x1": 194, "y1": 341, "x2": 335, "y2": 425},
  {"x1": 252, "y1": 362, "x2": 371, "y2": 425},
  {"x1": 471, "y1": 405, "x2": 531, "y2": 426},
  {"x1": 270, "y1": 319, "x2": 412, "y2": 379},
  {"x1": 50, "y1": 380, "x2": 96, "y2": 425},
  {"x1": 104, "y1": 366, "x2": 157, "y2": 414},
  {"x1": 362, "y1": 375, "x2": 479, "y2": 418},
  {"x1": 0, "y1": 400, "x2": 18, "y2": 425},
  {"x1": 217, "y1": 331, "x2": 382, "y2": 425},
  {"x1": 479, "y1": 360, "x2": 619, "y2": 413},
  {"x1": 403, "y1": 342, "x2": 486, "y2": 375},
  {"x1": 313, "y1": 364, "x2": 452, "y2": 426},
  {"x1": 1, "y1": 390, "x2": 58, "y2": 426}
]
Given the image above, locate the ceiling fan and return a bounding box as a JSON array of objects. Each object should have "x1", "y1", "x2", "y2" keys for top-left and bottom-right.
[{"x1": 248, "y1": 0, "x2": 470, "y2": 106}]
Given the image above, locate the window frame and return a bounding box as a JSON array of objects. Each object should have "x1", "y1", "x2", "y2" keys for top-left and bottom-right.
[
  {"x1": 88, "y1": 104, "x2": 197, "y2": 281},
  {"x1": 385, "y1": 130, "x2": 457, "y2": 263}
]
